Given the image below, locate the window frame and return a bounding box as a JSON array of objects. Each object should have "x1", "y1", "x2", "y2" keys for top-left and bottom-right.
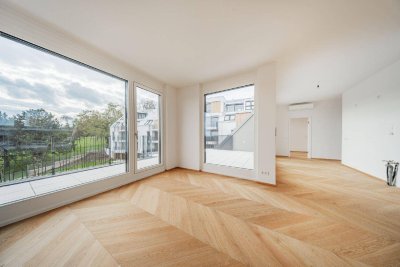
[
  {"x1": 0, "y1": 31, "x2": 167, "y2": 226},
  {"x1": 203, "y1": 83, "x2": 255, "y2": 171},
  {"x1": 0, "y1": 31, "x2": 130, "y2": 186},
  {"x1": 133, "y1": 83, "x2": 164, "y2": 173},
  {"x1": 224, "y1": 114, "x2": 236, "y2": 121},
  {"x1": 245, "y1": 100, "x2": 254, "y2": 111}
]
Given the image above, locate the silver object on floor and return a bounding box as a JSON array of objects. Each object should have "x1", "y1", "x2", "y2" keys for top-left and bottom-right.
[{"x1": 383, "y1": 160, "x2": 399, "y2": 186}]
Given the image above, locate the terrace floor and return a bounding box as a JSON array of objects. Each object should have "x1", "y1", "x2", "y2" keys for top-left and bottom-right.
[
  {"x1": 205, "y1": 148, "x2": 254, "y2": 169},
  {"x1": 0, "y1": 156, "x2": 159, "y2": 206}
]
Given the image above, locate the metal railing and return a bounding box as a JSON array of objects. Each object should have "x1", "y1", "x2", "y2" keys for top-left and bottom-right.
[{"x1": 0, "y1": 135, "x2": 125, "y2": 186}]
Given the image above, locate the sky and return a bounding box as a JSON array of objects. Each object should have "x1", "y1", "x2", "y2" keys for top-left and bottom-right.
[
  {"x1": 136, "y1": 86, "x2": 159, "y2": 104},
  {"x1": 205, "y1": 84, "x2": 254, "y2": 102},
  {"x1": 0, "y1": 35, "x2": 126, "y2": 120}
]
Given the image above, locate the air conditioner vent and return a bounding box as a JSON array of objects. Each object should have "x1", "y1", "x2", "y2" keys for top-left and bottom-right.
[{"x1": 288, "y1": 103, "x2": 314, "y2": 111}]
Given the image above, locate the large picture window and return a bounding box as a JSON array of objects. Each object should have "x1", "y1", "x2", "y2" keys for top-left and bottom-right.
[
  {"x1": 0, "y1": 33, "x2": 128, "y2": 190},
  {"x1": 204, "y1": 85, "x2": 254, "y2": 169}
]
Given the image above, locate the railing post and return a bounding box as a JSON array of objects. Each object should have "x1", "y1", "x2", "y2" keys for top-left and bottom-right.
[
  {"x1": 108, "y1": 136, "x2": 112, "y2": 165},
  {"x1": 51, "y1": 136, "x2": 55, "y2": 175}
]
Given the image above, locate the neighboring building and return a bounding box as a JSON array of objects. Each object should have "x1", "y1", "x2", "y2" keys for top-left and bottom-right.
[
  {"x1": 205, "y1": 96, "x2": 254, "y2": 151},
  {"x1": 136, "y1": 110, "x2": 159, "y2": 160},
  {"x1": 109, "y1": 117, "x2": 127, "y2": 159},
  {"x1": 109, "y1": 110, "x2": 159, "y2": 160}
]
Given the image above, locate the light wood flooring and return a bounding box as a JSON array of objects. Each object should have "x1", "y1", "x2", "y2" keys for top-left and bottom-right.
[
  {"x1": 1, "y1": 157, "x2": 400, "y2": 266},
  {"x1": 290, "y1": 151, "x2": 308, "y2": 159}
]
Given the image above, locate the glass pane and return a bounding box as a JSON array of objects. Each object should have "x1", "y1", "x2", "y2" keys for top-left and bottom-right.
[
  {"x1": 204, "y1": 85, "x2": 254, "y2": 169},
  {"x1": 136, "y1": 86, "x2": 161, "y2": 170},
  {"x1": 0, "y1": 35, "x2": 128, "y2": 188}
]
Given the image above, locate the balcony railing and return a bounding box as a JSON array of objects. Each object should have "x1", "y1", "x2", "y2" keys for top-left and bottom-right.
[{"x1": 0, "y1": 135, "x2": 124, "y2": 186}]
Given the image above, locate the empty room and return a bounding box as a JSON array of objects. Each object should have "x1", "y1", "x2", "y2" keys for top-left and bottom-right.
[{"x1": 0, "y1": 1, "x2": 399, "y2": 266}]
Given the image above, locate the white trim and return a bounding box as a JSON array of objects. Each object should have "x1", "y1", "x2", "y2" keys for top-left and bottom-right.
[
  {"x1": 202, "y1": 163, "x2": 256, "y2": 181},
  {"x1": 307, "y1": 117, "x2": 312, "y2": 158},
  {"x1": 288, "y1": 116, "x2": 312, "y2": 158},
  {"x1": 128, "y1": 80, "x2": 136, "y2": 173},
  {"x1": 134, "y1": 83, "x2": 165, "y2": 173},
  {"x1": 200, "y1": 80, "x2": 257, "y2": 180}
]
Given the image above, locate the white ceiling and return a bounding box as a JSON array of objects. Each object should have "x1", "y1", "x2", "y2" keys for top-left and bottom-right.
[{"x1": 4, "y1": 0, "x2": 400, "y2": 103}]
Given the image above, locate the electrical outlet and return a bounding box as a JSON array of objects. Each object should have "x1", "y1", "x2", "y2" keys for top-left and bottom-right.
[{"x1": 261, "y1": 171, "x2": 270, "y2": 176}]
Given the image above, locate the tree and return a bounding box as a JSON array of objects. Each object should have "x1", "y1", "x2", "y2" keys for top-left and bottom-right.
[
  {"x1": 73, "y1": 110, "x2": 107, "y2": 138},
  {"x1": 103, "y1": 103, "x2": 124, "y2": 127},
  {"x1": 11, "y1": 109, "x2": 66, "y2": 145},
  {"x1": 0, "y1": 111, "x2": 12, "y2": 126},
  {"x1": 15, "y1": 109, "x2": 61, "y2": 129},
  {"x1": 0, "y1": 111, "x2": 8, "y2": 120},
  {"x1": 60, "y1": 115, "x2": 73, "y2": 128},
  {"x1": 73, "y1": 103, "x2": 123, "y2": 138}
]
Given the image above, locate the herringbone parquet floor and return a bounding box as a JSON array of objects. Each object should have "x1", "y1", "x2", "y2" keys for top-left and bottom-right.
[{"x1": 1, "y1": 157, "x2": 399, "y2": 266}]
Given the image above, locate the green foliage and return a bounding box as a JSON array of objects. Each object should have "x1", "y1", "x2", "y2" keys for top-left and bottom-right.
[
  {"x1": 74, "y1": 136, "x2": 107, "y2": 152},
  {"x1": 73, "y1": 103, "x2": 123, "y2": 138},
  {"x1": 15, "y1": 109, "x2": 61, "y2": 129},
  {"x1": 9, "y1": 109, "x2": 70, "y2": 145},
  {"x1": 0, "y1": 103, "x2": 124, "y2": 183}
]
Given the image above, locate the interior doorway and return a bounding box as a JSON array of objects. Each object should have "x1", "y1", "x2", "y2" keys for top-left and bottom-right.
[{"x1": 289, "y1": 117, "x2": 311, "y2": 159}]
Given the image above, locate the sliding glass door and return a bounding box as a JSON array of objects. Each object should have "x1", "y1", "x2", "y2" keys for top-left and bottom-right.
[{"x1": 135, "y1": 86, "x2": 161, "y2": 171}]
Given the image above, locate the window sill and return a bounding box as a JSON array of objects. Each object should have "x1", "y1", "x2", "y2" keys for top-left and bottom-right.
[{"x1": 0, "y1": 164, "x2": 126, "y2": 206}]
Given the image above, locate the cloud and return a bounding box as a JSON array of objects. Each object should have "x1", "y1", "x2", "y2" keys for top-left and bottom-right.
[
  {"x1": 64, "y1": 82, "x2": 106, "y2": 106},
  {"x1": 0, "y1": 72, "x2": 56, "y2": 103},
  {"x1": 0, "y1": 35, "x2": 126, "y2": 119}
]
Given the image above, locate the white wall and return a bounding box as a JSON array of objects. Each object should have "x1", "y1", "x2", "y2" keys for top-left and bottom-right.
[
  {"x1": 342, "y1": 59, "x2": 400, "y2": 186},
  {"x1": 165, "y1": 85, "x2": 178, "y2": 170},
  {"x1": 290, "y1": 118, "x2": 308, "y2": 152},
  {"x1": 255, "y1": 64, "x2": 276, "y2": 184},
  {"x1": 177, "y1": 84, "x2": 201, "y2": 170},
  {"x1": 276, "y1": 97, "x2": 342, "y2": 160}
]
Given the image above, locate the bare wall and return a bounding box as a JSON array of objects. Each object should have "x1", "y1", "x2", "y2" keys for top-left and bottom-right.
[
  {"x1": 290, "y1": 118, "x2": 308, "y2": 152},
  {"x1": 276, "y1": 97, "x2": 342, "y2": 160},
  {"x1": 176, "y1": 84, "x2": 201, "y2": 170},
  {"x1": 342, "y1": 59, "x2": 400, "y2": 186}
]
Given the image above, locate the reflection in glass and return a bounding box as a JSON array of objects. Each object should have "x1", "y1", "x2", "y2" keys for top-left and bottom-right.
[{"x1": 136, "y1": 87, "x2": 161, "y2": 170}]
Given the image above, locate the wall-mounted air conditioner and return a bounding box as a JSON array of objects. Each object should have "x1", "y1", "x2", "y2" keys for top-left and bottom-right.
[{"x1": 288, "y1": 103, "x2": 314, "y2": 111}]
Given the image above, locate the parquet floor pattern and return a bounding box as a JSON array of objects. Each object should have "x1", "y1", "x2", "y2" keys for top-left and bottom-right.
[{"x1": 1, "y1": 157, "x2": 399, "y2": 266}]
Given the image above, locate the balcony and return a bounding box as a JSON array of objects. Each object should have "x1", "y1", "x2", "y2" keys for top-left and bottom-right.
[{"x1": 0, "y1": 134, "x2": 129, "y2": 205}]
